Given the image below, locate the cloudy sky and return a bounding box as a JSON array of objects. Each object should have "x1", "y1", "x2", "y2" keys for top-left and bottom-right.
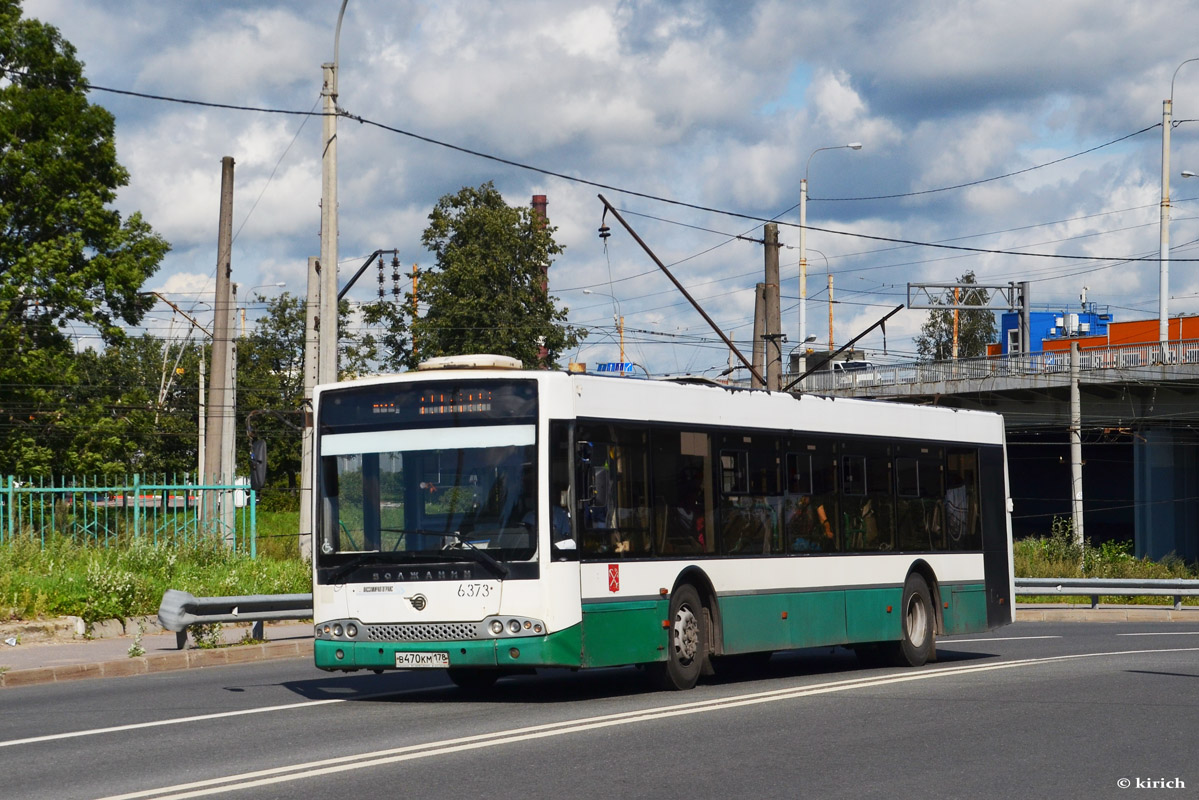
[{"x1": 21, "y1": 0, "x2": 1199, "y2": 376}]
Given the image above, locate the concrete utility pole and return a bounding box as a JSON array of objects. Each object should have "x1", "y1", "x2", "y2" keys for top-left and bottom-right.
[
  {"x1": 318, "y1": 61, "x2": 339, "y2": 385},
  {"x1": 222, "y1": 283, "x2": 238, "y2": 545},
  {"x1": 1069, "y1": 341, "x2": 1085, "y2": 552},
  {"x1": 204, "y1": 156, "x2": 235, "y2": 539},
  {"x1": 318, "y1": 0, "x2": 349, "y2": 385},
  {"x1": 299, "y1": 255, "x2": 320, "y2": 561},
  {"x1": 764, "y1": 223, "x2": 782, "y2": 391},
  {"x1": 1160, "y1": 96, "x2": 1172, "y2": 361},
  {"x1": 1158, "y1": 58, "x2": 1199, "y2": 362}
]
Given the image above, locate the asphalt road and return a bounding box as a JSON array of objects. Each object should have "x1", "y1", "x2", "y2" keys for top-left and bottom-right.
[{"x1": 1, "y1": 621, "x2": 1195, "y2": 800}]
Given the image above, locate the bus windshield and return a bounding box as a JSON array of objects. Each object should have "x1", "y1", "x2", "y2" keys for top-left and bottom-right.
[
  {"x1": 320, "y1": 424, "x2": 537, "y2": 564},
  {"x1": 316, "y1": 380, "x2": 539, "y2": 570}
]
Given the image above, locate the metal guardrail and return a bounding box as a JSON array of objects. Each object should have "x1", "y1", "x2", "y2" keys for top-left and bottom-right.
[
  {"x1": 157, "y1": 589, "x2": 313, "y2": 650},
  {"x1": 1015, "y1": 577, "x2": 1199, "y2": 610}
]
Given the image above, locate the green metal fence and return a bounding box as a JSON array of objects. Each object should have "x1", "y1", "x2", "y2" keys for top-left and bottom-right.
[{"x1": 0, "y1": 474, "x2": 257, "y2": 556}]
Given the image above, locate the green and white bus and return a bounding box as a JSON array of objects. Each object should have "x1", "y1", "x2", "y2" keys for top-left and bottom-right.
[{"x1": 312, "y1": 355, "x2": 1013, "y2": 690}]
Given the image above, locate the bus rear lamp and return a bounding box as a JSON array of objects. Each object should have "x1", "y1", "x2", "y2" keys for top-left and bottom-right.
[
  {"x1": 507, "y1": 619, "x2": 521, "y2": 634},
  {"x1": 489, "y1": 620, "x2": 504, "y2": 635}
]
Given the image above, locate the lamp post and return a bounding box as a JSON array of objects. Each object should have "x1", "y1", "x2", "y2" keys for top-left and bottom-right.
[
  {"x1": 1160, "y1": 58, "x2": 1199, "y2": 361},
  {"x1": 583, "y1": 288, "x2": 625, "y2": 369},
  {"x1": 237, "y1": 281, "x2": 286, "y2": 336},
  {"x1": 800, "y1": 142, "x2": 861, "y2": 372}
]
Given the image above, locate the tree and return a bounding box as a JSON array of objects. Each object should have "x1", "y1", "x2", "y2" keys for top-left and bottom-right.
[
  {"x1": 0, "y1": 1, "x2": 169, "y2": 474},
  {"x1": 914, "y1": 271, "x2": 998, "y2": 361},
  {"x1": 236, "y1": 293, "x2": 307, "y2": 497},
  {"x1": 402, "y1": 182, "x2": 581, "y2": 369}
]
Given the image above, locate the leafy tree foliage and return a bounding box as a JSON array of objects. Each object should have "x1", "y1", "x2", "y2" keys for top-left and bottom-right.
[
  {"x1": 914, "y1": 271, "x2": 998, "y2": 361},
  {"x1": 0, "y1": 1, "x2": 168, "y2": 474},
  {"x1": 401, "y1": 182, "x2": 581, "y2": 369},
  {"x1": 236, "y1": 293, "x2": 307, "y2": 494},
  {"x1": 71, "y1": 334, "x2": 201, "y2": 477}
]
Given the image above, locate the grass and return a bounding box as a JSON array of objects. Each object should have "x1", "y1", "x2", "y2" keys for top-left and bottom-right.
[
  {"x1": 0, "y1": 511, "x2": 310, "y2": 623},
  {"x1": 1014, "y1": 518, "x2": 1199, "y2": 605}
]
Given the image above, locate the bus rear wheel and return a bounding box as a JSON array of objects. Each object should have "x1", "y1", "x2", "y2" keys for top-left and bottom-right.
[
  {"x1": 886, "y1": 573, "x2": 935, "y2": 667},
  {"x1": 650, "y1": 584, "x2": 706, "y2": 690}
]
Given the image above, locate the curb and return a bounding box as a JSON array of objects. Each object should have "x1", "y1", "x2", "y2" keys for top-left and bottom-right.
[
  {"x1": 0, "y1": 614, "x2": 167, "y2": 645},
  {"x1": 1014, "y1": 605, "x2": 1199, "y2": 623},
  {"x1": 0, "y1": 639, "x2": 313, "y2": 689}
]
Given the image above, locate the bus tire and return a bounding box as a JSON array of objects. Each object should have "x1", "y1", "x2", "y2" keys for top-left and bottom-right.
[
  {"x1": 651, "y1": 584, "x2": 706, "y2": 690},
  {"x1": 888, "y1": 573, "x2": 935, "y2": 667},
  {"x1": 447, "y1": 668, "x2": 500, "y2": 691}
]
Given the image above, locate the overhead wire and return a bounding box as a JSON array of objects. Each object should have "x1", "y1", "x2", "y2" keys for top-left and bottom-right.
[{"x1": 6, "y1": 66, "x2": 1190, "y2": 263}]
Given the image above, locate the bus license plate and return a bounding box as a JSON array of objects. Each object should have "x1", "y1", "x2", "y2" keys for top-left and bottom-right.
[{"x1": 395, "y1": 651, "x2": 450, "y2": 668}]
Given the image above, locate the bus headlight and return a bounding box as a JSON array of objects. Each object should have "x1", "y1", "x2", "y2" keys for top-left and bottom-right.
[
  {"x1": 480, "y1": 616, "x2": 547, "y2": 638},
  {"x1": 346, "y1": 624, "x2": 358, "y2": 638}
]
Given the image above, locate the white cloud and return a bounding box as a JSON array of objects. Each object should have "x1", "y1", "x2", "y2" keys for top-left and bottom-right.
[{"x1": 18, "y1": 0, "x2": 1199, "y2": 371}]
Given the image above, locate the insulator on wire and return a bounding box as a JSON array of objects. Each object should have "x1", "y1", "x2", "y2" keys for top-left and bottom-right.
[{"x1": 598, "y1": 224, "x2": 611, "y2": 240}]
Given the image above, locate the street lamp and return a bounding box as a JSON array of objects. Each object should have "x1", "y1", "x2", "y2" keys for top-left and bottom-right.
[
  {"x1": 582, "y1": 288, "x2": 625, "y2": 369},
  {"x1": 236, "y1": 282, "x2": 286, "y2": 336},
  {"x1": 800, "y1": 142, "x2": 861, "y2": 372},
  {"x1": 1159, "y1": 57, "x2": 1199, "y2": 360}
]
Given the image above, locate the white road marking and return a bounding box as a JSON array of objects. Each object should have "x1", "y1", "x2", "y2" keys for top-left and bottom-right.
[
  {"x1": 939, "y1": 635, "x2": 1062, "y2": 642},
  {"x1": 0, "y1": 687, "x2": 431, "y2": 749},
  {"x1": 1116, "y1": 631, "x2": 1199, "y2": 636},
  {"x1": 88, "y1": 646, "x2": 1199, "y2": 800}
]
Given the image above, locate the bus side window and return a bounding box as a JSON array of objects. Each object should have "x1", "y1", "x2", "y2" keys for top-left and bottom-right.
[
  {"x1": 946, "y1": 448, "x2": 981, "y2": 550},
  {"x1": 576, "y1": 425, "x2": 652, "y2": 557}
]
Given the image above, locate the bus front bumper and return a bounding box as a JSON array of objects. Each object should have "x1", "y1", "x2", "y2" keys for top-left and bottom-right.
[{"x1": 314, "y1": 624, "x2": 583, "y2": 672}]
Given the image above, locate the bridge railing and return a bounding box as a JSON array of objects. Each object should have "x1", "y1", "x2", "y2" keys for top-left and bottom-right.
[{"x1": 785, "y1": 338, "x2": 1199, "y2": 394}]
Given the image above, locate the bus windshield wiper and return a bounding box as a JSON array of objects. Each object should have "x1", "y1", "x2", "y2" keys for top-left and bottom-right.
[
  {"x1": 438, "y1": 531, "x2": 510, "y2": 580},
  {"x1": 325, "y1": 531, "x2": 509, "y2": 582},
  {"x1": 326, "y1": 552, "x2": 392, "y2": 584}
]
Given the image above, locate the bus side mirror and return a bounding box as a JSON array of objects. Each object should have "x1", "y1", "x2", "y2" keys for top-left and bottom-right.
[
  {"x1": 249, "y1": 439, "x2": 267, "y2": 492},
  {"x1": 577, "y1": 441, "x2": 593, "y2": 464}
]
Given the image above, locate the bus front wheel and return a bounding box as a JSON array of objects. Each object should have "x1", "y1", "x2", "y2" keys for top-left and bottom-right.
[
  {"x1": 887, "y1": 573, "x2": 935, "y2": 667},
  {"x1": 651, "y1": 584, "x2": 706, "y2": 690}
]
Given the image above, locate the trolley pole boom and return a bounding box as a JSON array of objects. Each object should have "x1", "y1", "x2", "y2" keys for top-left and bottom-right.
[{"x1": 598, "y1": 194, "x2": 765, "y2": 387}]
